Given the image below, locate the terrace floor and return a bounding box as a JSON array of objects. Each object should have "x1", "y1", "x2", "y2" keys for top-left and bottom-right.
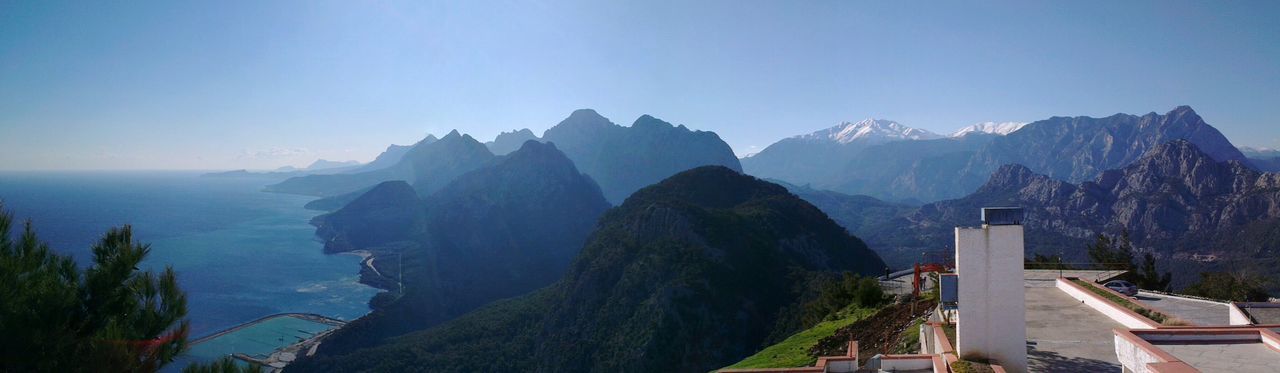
[
  {"x1": 1024, "y1": 272, "x2": 1124, "y2": 372},
  {"x1": 1240, "y1": 306, "x2": 1280, "y2": 324},
  {"x1": 1133, "y1": 291, "x2": 1229, "y2": 326},
  {"x1": 1151, "y1": 341, "x2": 1280, "y2": 373}
]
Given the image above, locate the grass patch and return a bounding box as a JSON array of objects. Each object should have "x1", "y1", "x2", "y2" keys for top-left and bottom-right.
[
  {"x1": 951, "y1": 358, "x2": 995, "y2": 373},
  {"x1": 1070, "y1": 279, "x2": 1170, "y2": 323},
  {"x1": 722, "y1": 306, "x2": 878, "y2": 369},
  {"x1": 941, "y1": 323, "x2": 956, "y2": 346},
  {"x1": 890, "y1": 317, "x2": 927, "y2": 354}
]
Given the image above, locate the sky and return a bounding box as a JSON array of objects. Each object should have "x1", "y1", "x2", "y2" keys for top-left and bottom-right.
[{"x1": 1, "y1": 1, "x2": 1278, "y2": 170}]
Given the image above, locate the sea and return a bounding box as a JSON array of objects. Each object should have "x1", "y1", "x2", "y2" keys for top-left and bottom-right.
[{"x1": 0, "y1": 171, "x2": 377, "y2": 366}]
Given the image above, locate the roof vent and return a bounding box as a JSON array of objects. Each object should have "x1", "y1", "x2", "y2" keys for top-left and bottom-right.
[{"x1": 981, "y1": 207, "x2": 1023, "y2": 226}]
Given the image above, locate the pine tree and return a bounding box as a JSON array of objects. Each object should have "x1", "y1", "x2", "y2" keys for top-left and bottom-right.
[
  {"x1": 0, "y1": 204, "x2": 189, "y2": 372},
  {"x1": 1134, "y1": 253, "x2": 1172, "y2": 292}
]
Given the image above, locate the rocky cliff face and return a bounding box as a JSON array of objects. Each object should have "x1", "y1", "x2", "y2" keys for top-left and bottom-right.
[
  {"x1": 861, "y1": 140, "x2": 1280, "y2": 268},
  {"x1": 542, "y1": 109, "x2": 743, "y2": 204},
  {"x1": 290, "y1": 166, "x2": 887, "y2": 372}
]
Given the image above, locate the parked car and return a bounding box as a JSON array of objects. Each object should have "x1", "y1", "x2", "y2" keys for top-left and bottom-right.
[{"x1": 1104, "y1": 280, "x2": 1139, "y2": 296}]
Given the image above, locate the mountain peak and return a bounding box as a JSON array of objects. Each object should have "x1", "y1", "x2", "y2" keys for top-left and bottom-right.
[
  {"x1": 543, "y1": 109, "x2": 617, "y2": 138},
  {"x1": 800, "y1": 118, "x2": 942, "y2": 144},
  {"x1": 1169, "y1": 105, "x2": 1197, "y2": 116},
  {"x1": 563, "y1": 109, "x2": 611, "y2": 126},
  {"x1": 631, "y1": 114, "x2": 676, "y2": 130},
  {"x1": 950, "y1": 121, "x2": 1027, "y2": 137}
]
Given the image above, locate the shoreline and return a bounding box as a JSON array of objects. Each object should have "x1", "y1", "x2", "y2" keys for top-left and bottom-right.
[{"x1": 189, "y1": 313, "x2": 345, "y2": 345}]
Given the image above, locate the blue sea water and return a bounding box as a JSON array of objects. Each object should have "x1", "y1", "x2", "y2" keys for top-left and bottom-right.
[{"x1": 0, "y1": 171, "x2": 377, "y2": 364}]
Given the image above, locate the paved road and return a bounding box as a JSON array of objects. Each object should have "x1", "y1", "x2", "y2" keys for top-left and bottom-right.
[
  {"x1": 1025, "y1": 286, "x2": 1123, "y2": 372},
  {"x1": 1135, "y1": 292, "x2": 1229, "y2": 326}
]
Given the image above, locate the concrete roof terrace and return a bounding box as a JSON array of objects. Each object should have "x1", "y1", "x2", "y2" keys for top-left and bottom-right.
[
  {"x1": 1114, "y1": 328, "x2": 1280, "y2": 373},
  {"x1": 1023, "y1": 270, "x2": 1125, "y2": 372},
  {"x1": 1134, "y1": 291, "x2": 1229, "y2": 326}
]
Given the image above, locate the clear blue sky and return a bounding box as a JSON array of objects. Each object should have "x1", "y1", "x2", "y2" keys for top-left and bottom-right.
[{"x1": 2, "y1": 0, "x2": 1278, "y2": 170}]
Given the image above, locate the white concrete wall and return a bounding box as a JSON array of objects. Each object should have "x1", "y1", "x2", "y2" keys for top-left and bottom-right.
[
  {"x1": 919, "y1": 323, "x2": 933, "y2": 354},
  {"x1": 1113, "y1": 334, "x2": 1165, "y2": 373},
  {"x1": 879, "y1": 357, "x2": 934, "y2": 371},
  {"x1": 954, "y1": 224, "x2": 1028, "y2": 373},
  {"x1": 1055, "y1": 278, "x2": 1158, "y2": 329},
  {"x1": 824, "y1": 359, "x2": 857, "y2": 372},
  {"x1": 1229, "y1": 303, "x2": 1252, "y2": 325}
]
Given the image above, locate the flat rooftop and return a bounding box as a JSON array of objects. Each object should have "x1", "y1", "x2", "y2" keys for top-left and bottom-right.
[
  {"x1": 1239, "y1": 303, "x2": 1280, "y2": 324},
  {"x1": 1116, "y1": 328, "x2": 1280, "y2": 373},
  {"x1": 1150, "y1": 341, "x2": 1279, "y2": 373},
  {"x1": 1135, "y1": 291, "x2": 1229, "y2": 326},
  {"x1": 1023, "y1": 270, "x2": 1126, "y2": 372}
]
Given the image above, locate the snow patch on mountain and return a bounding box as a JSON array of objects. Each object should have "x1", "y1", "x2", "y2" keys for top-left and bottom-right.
[
  {"x1": 798, "y1": 119, "x2": 943, "y2": 144},
  {"x1": 950, "y1": 121, "x2": 1027, "y2": 137}
]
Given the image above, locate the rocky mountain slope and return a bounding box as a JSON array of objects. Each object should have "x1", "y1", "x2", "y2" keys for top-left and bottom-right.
[
  {"x1": 858, "y1": 140, "x2": 1280, "y2": 268},
  {"x1": 288, "y1": 166, "x2": 886, "y2": 372}
]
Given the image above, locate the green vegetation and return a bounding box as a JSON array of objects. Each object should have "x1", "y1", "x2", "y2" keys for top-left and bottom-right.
[
  {"x1": 181, "y1": 357, "x2": 263, "y2": 373},
  {"x1": 800, "y1": 272, "x2": 886, "y2": 327},
  {"x1": 290, "y1": 167, "x2": 890, "y2": 372},
  {"x1": 951, "y1": 358, "x2": 995, "y2": 373},
  {"x1": 1087, "y1": 230, "x2": 1171, "y2": 291},
  {"x1": 0, "y1": 204, "x2": 188, "y2": 372},
  {"x1": 725, "y1": 271, "x2": 890, "y2": 369},
  {"x1": 1071, "y1": 279, "x2": 1170, "y2": 324},
  {"x1": 724, "y1": 306, "x2": 879, "y2": 369},
  {"x1": 891, "y1": 317, "x2": 927, "y2": 354},
  {"x1": 1182, "y1": 272, "x2": 1271, "y2": 302},
  {"x1": 1025, "y1": 253, "x2": 1073, "y2": 270}
]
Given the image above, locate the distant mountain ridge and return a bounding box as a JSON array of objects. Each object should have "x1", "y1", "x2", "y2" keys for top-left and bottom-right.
[
  {"x1": 289, "y1": 166, "x2": 886, "y2": 372},
  {"x1": 485, "y1": 128, "x2": 540, "y2": 155},
  {"x1": 744, "y1": 106, "x2": 1249, "y2": 203},
  {"x1": 540, "y1": 109, "x2": 743, "y2": 204},
  {"x1": 265, "y1": 131, "x2": 493, "y2": 198},
  {"x1": 270, "y1": 109, "x2": 739, "y2": 207}
]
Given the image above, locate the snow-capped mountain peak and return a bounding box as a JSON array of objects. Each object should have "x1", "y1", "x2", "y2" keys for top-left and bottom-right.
[
  {"x1": 799, "y1": 119, "x2": 943, "y2": 144},
  {"x1": 950, "y1": 121, "x2": 1027, "y2": 137}
]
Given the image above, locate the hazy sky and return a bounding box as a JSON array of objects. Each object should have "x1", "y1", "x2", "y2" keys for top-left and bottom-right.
[{"x1": 2, "y1": 1, "x2": 1278, "y2": 170}]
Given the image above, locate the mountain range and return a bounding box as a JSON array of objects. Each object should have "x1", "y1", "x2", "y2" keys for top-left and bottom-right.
[
  {"x1": 744, "y1": 106, "x2": 1248, "y2": 203},
  {"x1": 309, "y1": 140, "x2": 611, "y2": 357},
  {"x1": 268, "y1": 109, "x2": 740, "y2": 207},
  {"x1": 806, "y1": 140, "x2": 1280, "y2": 279},
  {"x1": 1242, "y1": 146, "x2": 1280, "y2": 172},
  {"x1": 288, "y1": 166, "x2": 886, "y2": 372}
]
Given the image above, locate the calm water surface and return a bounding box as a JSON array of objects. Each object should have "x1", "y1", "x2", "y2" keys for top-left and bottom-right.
[{"x1": 0, "y1": 171, "x2": 376, "y2": 361}]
